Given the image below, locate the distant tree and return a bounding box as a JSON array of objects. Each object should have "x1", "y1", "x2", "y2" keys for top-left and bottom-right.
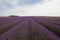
[{"x1": 9, "y1": 15, "x2": 19, "y2": 17}]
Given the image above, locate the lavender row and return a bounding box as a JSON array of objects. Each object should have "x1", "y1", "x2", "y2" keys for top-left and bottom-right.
[
  {"x1": 0, "y1": 18, "x2": 27, "y2": 35},
  {"x1": 0, "y1": 19, "x2": 60, "y2": 40},
  {"x1": 32, "y1": 18, "x2": 60, "y2": 37},
  {"x1": 0, "y1": 17, "x2": 26, "y2": 25}
]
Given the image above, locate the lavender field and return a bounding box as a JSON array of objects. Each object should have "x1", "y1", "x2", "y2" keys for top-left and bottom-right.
[{"x1": 0, "y1": 16, "x2": 60, "y2": 40}]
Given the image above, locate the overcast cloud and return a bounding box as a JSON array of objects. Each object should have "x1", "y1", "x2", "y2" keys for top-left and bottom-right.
[{"x1": 0, "y1": 0, "x2": 60, "y2": 16}]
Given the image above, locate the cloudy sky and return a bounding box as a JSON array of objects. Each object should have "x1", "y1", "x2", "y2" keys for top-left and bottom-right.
[{"x1": 0, "y1": 0, "x2": 60, "y2": 16}]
